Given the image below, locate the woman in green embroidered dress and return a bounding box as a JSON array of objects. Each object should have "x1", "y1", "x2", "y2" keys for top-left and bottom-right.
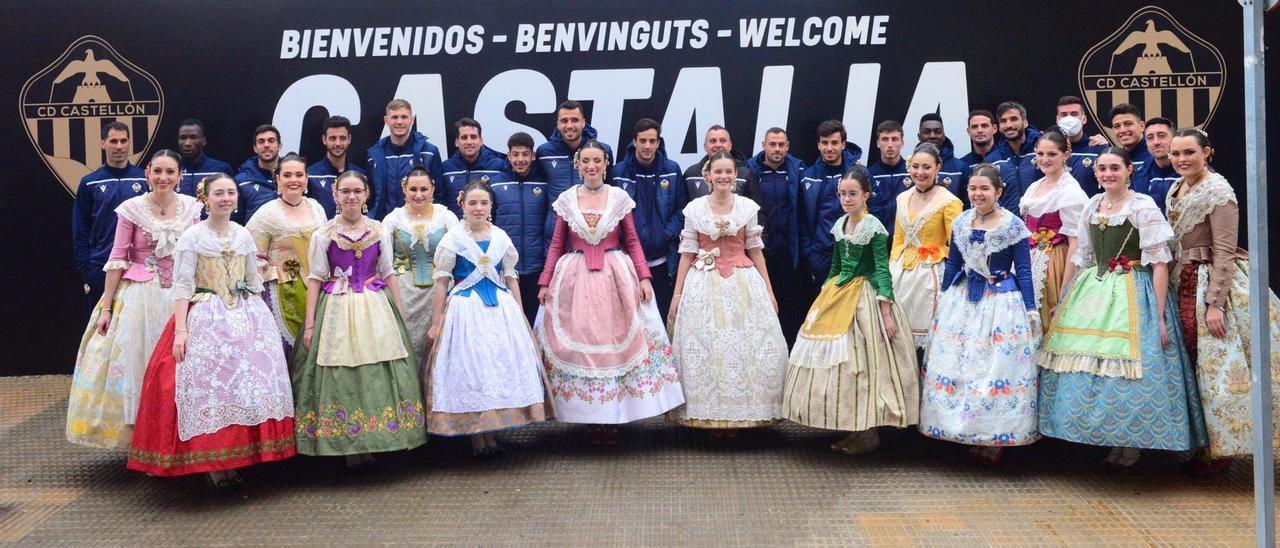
[
  {"x1": 291, "y1": 171, "x2": 428, "y2": 467},
  {"x1": 1037, "y1": 147, "x2": 1206, "y2": 473},
  {"x1": 784, "y1": 167, "x2": 918, "y2": 455}
]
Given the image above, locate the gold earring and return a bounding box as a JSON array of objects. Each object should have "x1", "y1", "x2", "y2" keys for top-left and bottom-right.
[{"x1": 362, "y1": 203, "x2": 368, "y2": 214}]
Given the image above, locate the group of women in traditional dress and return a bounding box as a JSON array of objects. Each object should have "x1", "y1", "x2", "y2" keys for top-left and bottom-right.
[{"x1": 66, "y1": 127, "x2": 1280, "y2": 493}]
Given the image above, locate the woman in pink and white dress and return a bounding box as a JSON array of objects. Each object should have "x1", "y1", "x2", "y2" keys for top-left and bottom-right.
[
  {"x1": 536, "y1": 141, "x2": 684, "y2": 443},
  {"x1": 1019, "y1": 129, "x2": 1089, "y2": 327}
]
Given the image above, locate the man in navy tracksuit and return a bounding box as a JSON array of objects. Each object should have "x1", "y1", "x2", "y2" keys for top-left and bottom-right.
[
  {"x1": 234, "y1": 124, "x2": 281, "y2": 225},
  {"x1": 867, "y1": 120, "x2": 909, "y2": 240},
  {"x1": 307, "y1": 115, "x2": 367, "y2": 217},
  {"x1": 493, "y1": 132, "x2": 548, "y2": 323},
  {"x1": 609, "y1": 118, "x2": 686, "y2": 319},
  {"x1": 984, "y1": 101, "x2": 1042, "y2": 213},
  {"x1": 441, "y1": 117, "x2": 510, "y2": 217},
  {"x1": 537, "y1": 100, "x2": 613, "y2": 239},
  {"x1": 367, "y1": 98, "x2": 444, "y2": 220},
  {"x1": 1131, "y1": 117, "x2": 1179, "y2": 213},
  {"x1": 960, "y1": 110, "x2": 998, "y2": 168},
  {"x1": 747, "y1": 127, "x2": 805, "y2": 342},
  {"x1": 800, "y1": 120, "x2": 863, "y2": 297},
  {"x1": 176, "y1": 118, "x2": 232, "y2": 197},
  {"x1": 1109, "y1": 103, "x2": 1153, "y2": 170},
  {"x1": 918, "y1": 113, "x2": 970, "y2": 206},
  {"x1": 1054, "y1": 96, "x2": 1106, "y2": 196},
  {"x1": 72, "y1": 121, "x2": 147, "y2": 313},
  {"x1": 680, "y1": 126, "x2": 761, "y2": 201}
]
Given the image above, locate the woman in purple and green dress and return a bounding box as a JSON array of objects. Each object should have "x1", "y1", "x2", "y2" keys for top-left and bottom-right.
[{"x1": 291, "y1": 171, "x2": 427, "y2": 467}]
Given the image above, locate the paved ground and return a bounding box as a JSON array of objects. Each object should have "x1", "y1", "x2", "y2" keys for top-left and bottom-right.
[{"x1": 0, "y1": 375, "x2": 1273, "y2": 546}]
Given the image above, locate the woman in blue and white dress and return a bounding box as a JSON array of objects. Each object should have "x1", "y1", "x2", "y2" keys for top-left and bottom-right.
[
  {"x1": 426, "y1": 181, "x2": 552, "y2": 456},
  {"x1": 920, "y1": 165, "x2": 1041, "y2": 465}
]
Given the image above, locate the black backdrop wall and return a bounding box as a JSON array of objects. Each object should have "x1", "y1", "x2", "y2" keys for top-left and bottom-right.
[{"x1": 2, "y1": 1, "x2": 1276, "y2": 375}]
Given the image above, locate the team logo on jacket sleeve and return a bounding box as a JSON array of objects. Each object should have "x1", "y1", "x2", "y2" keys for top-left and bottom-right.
[
  {"x1": 20, "y1": 36, "x2": 163, "y2": 196},
  {"x1": 532, "y1": 186, "x2": 542, "y2": 196},
  {"x1": 660, "y1": 179, "x2": 669, "y2": 189},
  {"x1": 1078, "y1": 6, "x2": 1224, "y2": 144}
]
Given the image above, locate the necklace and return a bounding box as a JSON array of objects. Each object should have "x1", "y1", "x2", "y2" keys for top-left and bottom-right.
[
  {"x1": 710, "y1": 193, "x2": 733, "y2": 210},
  {"x1": 339, "y1": 216, "x2": 363, "y2": 231},
  {"x1": 407, "y1": 205, "x2": 435, "y2": 221},
  {"x1": 914, "y1": 184, "x2": 932, "y2": 194},
  {"x1": 149, "y1": 192, "x2": 176, "y2": 216},
  {"x1": 582, "y1": 183, "x2": 605, "y2": 193},
  {"x1": 465, "y1": 221, "x2": 491, "y2": 239},
  {"x1": 976, "y1": 207, "x2": 1000, "y2": 220},
  {"x1": 281, "y1": 197, "x2": 303, "y2": 208},
  {"x1": 1102, "y1": 190, "x2": 1130, "y2": 210}
]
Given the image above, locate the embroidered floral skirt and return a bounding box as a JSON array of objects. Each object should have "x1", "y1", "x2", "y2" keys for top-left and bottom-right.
[
  {"x1": 1178, "y1": 260, "x2": 1280, "y2": 458},
  {"x1": 426, "y1": 289, "x2": 552, "y2": 436},
  {"x1": 919, "y1": 284, "x2": 1040, "y2": 446},
  {"x1": 1030, "y1": 243, "x2": 1069, "y2": 328},
  {"x1": 666, "y1": 266, "x2": 787, "y2": 428},
  {"x1": 290, "y1": 291, "x2": 427, "y2": 455},
  {"x1": 889, "y1": 260, "x2": 943, "y2": 349},
  {"x1": 536, "y1": 252, "x2": 684, "y2": 424},
  {"x1": 1038, "y1": 268, "x2": 1207, "y2": 450},
  {"x1": 127, "y1": 311, "x2": 296, "y2": 477},
  {"x1": 784, "y1": 277, "x2": 919, "y2": 432},
  {"x1": 67, "y1": 279, "x2": 172, "y2": 449}
]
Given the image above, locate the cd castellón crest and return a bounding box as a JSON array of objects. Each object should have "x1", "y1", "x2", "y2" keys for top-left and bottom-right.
[
  {"x1": 1077, "y1": 6, "x2": 1225, "y2": 144},
  {"x1": 19, "y1": 35, "x2": 164, "y2": 196}
]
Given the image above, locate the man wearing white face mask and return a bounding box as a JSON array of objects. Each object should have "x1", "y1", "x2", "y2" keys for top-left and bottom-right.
[{"x1": 1054, "y1": 96, "x2": 1107, "y2": 196}]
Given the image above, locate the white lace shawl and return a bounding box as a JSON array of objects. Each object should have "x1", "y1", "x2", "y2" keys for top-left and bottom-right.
[
  {"x1": 432, "y1": 224, "x2": 520, "y2": 281},
  {"x1": 1019, "y1": 174, "x2": 1089, "y2": 238},
  {"x1": 244, "y1": 198, "x2": 327, "y2": 240},
  {"x1": 1166, "y1": 172, "x2": 1237, "y2": 261},
  {"x1": 830, "y1": 214, "x2": 888, "y2": 245},
  {"x1": 1071, "y1": 193, "x2": 1174, "y2": 267},
  {"x1": 551, "y1": 185, "x2": 636, "y2": 245},
  {"x1": 171, "y1": 223, "x2": 263, "y2": 302},
  {"x1": 951, "y1": 209, "x2": 1031, "y2": 278},
  {"x1": 678, "y1": 195, "x2": 764, "y2": 253},
  {"x1": 110, "y1": 193, "x2": 202, "y2": 264},
  {"x1": 306, "y1": 218, "x2": 396, "y2": 282},
  {"x1": 381, "y1": 204, "x2": 460, "y2": 248}
]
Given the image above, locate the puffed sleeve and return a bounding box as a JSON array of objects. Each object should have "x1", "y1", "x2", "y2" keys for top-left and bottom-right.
[
  {"x1": 432, "y1": 241, "x2": 457, "y2": 280},
  {"x1": 678, "y1": 214, "x2": 699, "y2": 255},
  {"x1": 1133, "y1": 203, "x2": 1174, "y2": 265},
  {"x1": 306, "y1": 229, "x2": 332, "y2": 283},
  {"x1": 171, "y1": 245, "x2": 198, "y2": 302},
  {"x1": 502, "y1": 244, "x2": 520, "y2": 279},
  {"x1": 244, "y1": 249, "x2": 264, "y2": 293},
  {"x1": 1071, "y1": 202, "x2": 1097, "y2": 268},
  {"x1": 244, "y1": 210, "x2": 274, "y2": 280},
  {"x1": 376, "y1": 228, "x2": 396, "y2": 278},
  {"x1": 744, "y1": 212, "x2": 764, "y2": 250},
  {"x1": 1204, "y1": 201, "x2": 1240, "y2": 309},
  {"x1": 103, "y1": 215, "x2": 136, "y2": 271},
  {"x1": 1056, "y1": 194, "x2": 1088, "y2": 239}
]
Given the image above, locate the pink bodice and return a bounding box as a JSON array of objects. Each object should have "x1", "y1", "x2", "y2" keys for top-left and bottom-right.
[
  {"x1": 108, "y1": 216, "x2": 175, "y2": 286},
  {"x1": 694, "y1": 229, "x2": 753, "y2": 278}
]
